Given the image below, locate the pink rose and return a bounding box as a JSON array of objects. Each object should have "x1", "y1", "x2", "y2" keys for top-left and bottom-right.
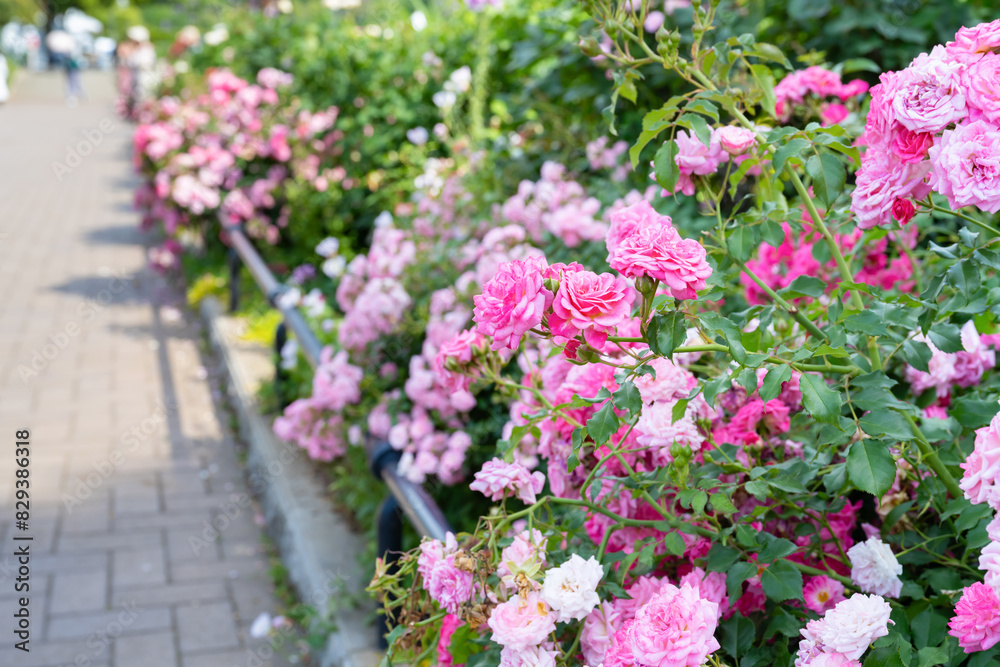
[
  {"x1": 605, "y1": 200, "x2": 671, "y2": 260},
  {"x1": 890, "y1": 128, "x2": 934, "y2": 164},
  {"x1": 628, "y1": 583, "x2": 721, "y2": 667},
  {"x1": 674, "y1": 129, "x2": 724, "y2": 177},
  {"x1": 609, "y1": 225, "x2": 712, "y2": 300},
  {"x1": 426, "y1": 554, "x2": 474, "y2": 614},
  {"x1": 928, "y1": 120, "x2": 1000, "y2": 214},
  {"x1": 433, "y1": 329, "x2": 485, "y2": 392},
  {"x1": 948, "y1": 582, "x2": 1000, "y2": 652},
  {"x1": 473, "y1": 257, "x2": 552, "y2": 351},
  {"x1": 487, "y1": 592, "x2": 557, "y2": 652},
  {"x1": 548, "y1": 270, "x2": 635, "y2": 349},
  {"x1": 838, "y1": 79, "x2": 870, "y2": 99},
  {"x1": 948, "y1": 19, "x2": 1000, "y2": 60},
  {"x1": 715, "y1": 126, "x2": 756, "y2": 156},
  {"x1": 821, "y1": 103, "x2": 849, "y2": 126},
  {"x1": 966, "y1": 52, "x2": 1000, "y2": 124},
  {"x1": 891, "y1": 52, "x2": 966, "y2": 134},
  {"x1": 891, "y1": 198, "x2": 917, "y2": 224},
  {"x1": 470, "y1": 458, "x2": 546, "y2": 504}
]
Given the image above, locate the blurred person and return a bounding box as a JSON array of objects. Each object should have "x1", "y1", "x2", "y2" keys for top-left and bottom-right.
[{"x1": 63, "y1": 50, "x2": 85, "y2": 105}]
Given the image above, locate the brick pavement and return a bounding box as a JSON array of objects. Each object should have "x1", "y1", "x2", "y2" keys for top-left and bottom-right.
[{"x1": 0, "y1": 71, "x2": 297, "y2": 666}]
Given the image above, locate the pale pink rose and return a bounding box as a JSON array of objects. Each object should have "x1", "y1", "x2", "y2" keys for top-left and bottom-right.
[
  {"x1": 851, "y1": 152, "x2": 931, "y2": 229},
  {"x1": 949, "y1": 582, "x2": 1000, "y2": 652},
  {"x1": 674, "y1": 129, "x2": 725, "y2": 176},
  {"x1": 498, "y1": 529, "x2": 547, "y2": 589},
  {"x1": 715, "y1": 126, "x2": 756, "y2": 156},
  {"x1": 891, "y1": 52, "x2": 966, "y2": 134},
  {"x1": 540, "y1": 554, "x2": 604, "y2": 622},
  {"x1": 605, "y1": 200, "x2": 671, "y2": 262},
  {"x1": 816, "y1": 594, "x2": 893, "y2": 660},
  {"x1": 426, "y1": 554, "x2": 474, "y2": 613},
  {"x1": 627, "y1": 583, "x2": 721, "y2": 667},
  {"x1": 635, "y1": 401, "x2": 705, "y2": 463},
  {"x1": 809, "y1": 655, "x2": 862, "y2": 667},
  {"x1": 470, "y1": 458, "x2": 545, "y2": 504},
  {"x1": 609, "y1": 225, "x2": 712, "y2": 300},
  {"x1": 582, "y1": 602, "x2": 621, "y2": 666},
  {"x1": 678, "y1": 568, "x2": 728, "y2": 616},
  {"x1": 954, "y1": 320, "x2": 997, "y2": 387},
  {"x1": 487, "y1": 592, "x2": 558, "y2": 652},
  {"x1": 961, "y1": 411, "x2": 1000, "y2": 509},
  {"x1": 847, "y1": 537, "x2": 903, "y2": 598},
  {"x1": 548, "y1": 270, "x2": 635, "y2": 349},
  {"x1": 928, "y1": 120, "x2": 1000, "y2": 214},
  {"x1": 473, "y1": 257, "x2": 552, "y2": 351},
  {"x1": 967, "y1": 53, "x2": 1000, "y2": 123},
  {"x1": 979, "y1": 541, "x2": 1000, "y2": 594},
  {"x1": 499, "y1": 644, "x2": 558, "y2": 667}
]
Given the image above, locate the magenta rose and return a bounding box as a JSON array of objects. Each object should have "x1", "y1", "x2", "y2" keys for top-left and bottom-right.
[
  {"x1": 851, "y1": 152, "x2": 931, "y2": 229},
  {"x1": 890, "y1": 128, "x2": 934, "y2": 163},
  {"x1": 473, "y1": 256, "x2": 552, "y2": 351},
  {"x1": 609, "y1": 225, "x2": 712, "y2": 300},
  {"x1": 715, "y1": 126, "x2": 756, "y2": 156},
  {"x1": 891, "y1": 198, "x2": 917, "y2": 224},
  {"x1": 548, "y1": 270, "x2": 635, "y2": 349}
]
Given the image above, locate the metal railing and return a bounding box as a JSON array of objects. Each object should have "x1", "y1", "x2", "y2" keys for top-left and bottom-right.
[{"x1": 224, "y1": 224, "x2": 452, "y2": 643}]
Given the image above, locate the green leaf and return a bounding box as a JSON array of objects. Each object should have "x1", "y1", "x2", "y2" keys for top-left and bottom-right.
[
  {"x1": 847, "y1": 439, "x2": 897, "y2": 498},
  {"x1": 763, "y1": 607, "x2": 803, "y2": 640},
  {"x1": 727, "y1": 562, "x2": 757, "y2": 602},
  {"x1": 678, "y1": 113, "x2": 713, "y2": 148},
  {"x1": 782, "y1": 276, "x2": 826, "y2": 298},
  {"x1": 719, "y1": 612, "x2": 756, "y2": 659},
  {"x1": 952, "y1": 398, "x2": 998, "y2": 429},
  {"x1": 858, "y1": 411, "x2": 913, "y2": 441},
  {"x1": 902, "y1": 340, "x2": 933, "y2": 373},
  {"x1": 586, "y1": 402, "x2": 619, "y2": 446},
  {"x1": 799, "y1": 373, "x2": 842, "y2": 424},
  {"x1": 699, "y1": 312, "x2": 747, "y2": 364},
  {"x1": 844, "y1": 311, "x2": 889, "y2": 336},
  {"x1": 756, "y1": 534, "x2": 798, "y2": 563},
  {"x1": 928, "y1": 323, "x2": 963, "y2": 353},
  {"x1": 663, "y1": 531, "x2": 686, "y2": 557},
  {"x1": 647, "y1": 311, "x2": 687, "y2": 358},
  {"x1": 772, "y1": 137, "x2": 810, "y2": 175},
  {"x1": 728, "y1": 223, "x2": 760, "y2": 263},
  {"x1": 749, "y1": 63, "x2": 777, "y2": 116},
  {"x1": 916, "y1": 646, "x2": 949, "y2": 667},
  {"x1": 759, "y1": 559, "x2": 803, "y2": 602},
  {"x1": 653, "y1": 141, "x2": 680, "y2": 194},
  {"x1": 759, "y1": 365, "x2": 792, "y2": 402},
  {"x1": 864, "y1": 646, "x2": 905, "y2": 667},
  {"x1": 612, "y1": 381, "x2": 642, "y2": 417},
  {"x1": 707, "y1": 544, "x2": 741, "y2": 572},
  {"x1": 806, "y1": 153, "x2": 846, "y2": 206},
  {"x1": 710, "y1": 492, "x2": 738, "y2": 514}
]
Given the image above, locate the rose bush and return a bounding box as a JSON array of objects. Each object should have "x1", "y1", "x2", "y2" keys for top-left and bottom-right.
[{"x1": 364, "y1": 6, "x2": 1000, "y2": 667}]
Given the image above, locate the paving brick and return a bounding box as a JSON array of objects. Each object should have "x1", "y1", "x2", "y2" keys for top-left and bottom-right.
[
  {"x1": 176, "y1": 601, "x2": 241, "y2": 653},
  {"x1": 47, "y1": 603, "x2": 170, "y2": 641},
  {"x1": 49, "y1": 570, "x2": 107, "y2": 614},
  {"x1": 113, "y1": 630, "x2": 179, "y2": 667},
  {"x1": 113, "y1": 547, "x2": 167, "y2": 588},
  {"x1": 113, "y1": 581, "x2": 229, "y2": 608}
]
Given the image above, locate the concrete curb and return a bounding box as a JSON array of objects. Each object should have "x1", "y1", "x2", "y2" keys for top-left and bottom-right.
[{"x1": 200, "y1": 296, "x2": 382, "y2": 667}]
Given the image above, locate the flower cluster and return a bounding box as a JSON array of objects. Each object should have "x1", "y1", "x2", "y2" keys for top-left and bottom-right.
[
  {"x1": 853, "y1": 20, "x2": 1000, "y2": 227},
  {"x1": 133, "y1": 67, "x2": 340, "y2": 261},
  {"x1": 774, "y1": 65, "x2": 869, "y2": 125}
]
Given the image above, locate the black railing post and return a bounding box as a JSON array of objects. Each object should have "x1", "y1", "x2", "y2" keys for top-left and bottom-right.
[
  {"x1": 228, "y1": 247, "x2": 240, "y2": 312},
  {"x1": 375, "y1": 495, "x2": 403, "y2": 649},
  {"x1": 274, "y1": 321, "x2": 289, "y2": 409}
]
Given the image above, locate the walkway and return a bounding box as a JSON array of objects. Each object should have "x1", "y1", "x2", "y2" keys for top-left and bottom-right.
[{"x1": 0, "y1": 71, "x2": 296, "y2": 666}]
